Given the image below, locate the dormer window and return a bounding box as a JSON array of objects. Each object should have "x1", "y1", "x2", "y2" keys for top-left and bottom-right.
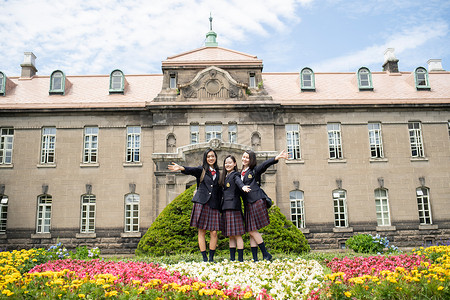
[
  {"x1": 0, "y1": 72, "x2": 5, "y2": 96},
  {"x1": 358, "y1": 67, "x2": 373, "y2": 90},
  {"x1": 301, "y1": 67, "x2": 315, "y2": 91},
  {"x1": 109, "y1": 70, "x2": 125, "y2": 94},
  {"x1": 169, "y1": 73, "x2": 177, "y2": 89},
  {"x1": 415, "y1": 67, "x2": 430, "y2": 90},
  {"x1": 249, "y1": 72, "x2": 256, "y2": 88},
  {"x1": 49, "y1": 70, "x2": 65, "y2": 95}
]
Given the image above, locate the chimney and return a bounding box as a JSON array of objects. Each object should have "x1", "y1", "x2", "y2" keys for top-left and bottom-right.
[
  {"x1": 382, "y1": 48, "x2": 399, "y2": 73},
  {"x1": 20, "y1": 52, "x2": 38, "y2": 78},
  {"x1": 427, "y1": 59, "x2": 444, "y2": 72}
]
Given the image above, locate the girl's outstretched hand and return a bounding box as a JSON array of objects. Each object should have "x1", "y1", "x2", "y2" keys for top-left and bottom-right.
[
  {"x1": 275, "y1": 150, "x2": 289, "y2": 161},
  {"x1": 168, "y1": 162, "x2": 184, "y2": 171}
]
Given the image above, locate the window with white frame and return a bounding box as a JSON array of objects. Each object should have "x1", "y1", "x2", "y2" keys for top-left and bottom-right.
[
  {"x1": 228, "y1": 124, "x2": 237, "y2": 143},
  {"x1": 109, "y1": 70, "x2": 124, "y2": 93},
  {"x1": 49, "y1": 70, "x2": 65, "y2": 94},
  {"x1": 125, "y1": 193, "x2": 140, "y2": 232},
  {"x1": 83, "y1": 127, "x2": 98, "y2": 163},
  {"x1": 417, "y1": 187, "x2": 432, "y2": 225},
  {"x1": 169, "y1": 73, "x2": 177, "y2": 89},
  {"x1": 301, "y1": 67, "x2": 315, "y2": 91},
  {"x1": 290, "y1": 190, "x2": 305, "y2": 228},
  {"x1": 327, "y1": 123, "x2": 343, "y2": 159},
  {"x1": 375, "y1": 188, "x2": 390, "y2": 226},
  {"x1": 0, "y1": 128, "x2": 14, "y2": 164},
  {"x1": 40, "y1": 127, "x2": 56, "y2": 164},
  {"x1": 358, "y1": 67, "x2": 373, "y2": 90},
  {"x1": 368, "y1": 123, "x2": 384, "y2": 158},
  {"x1": 205, "y1": 124, "x2": 221, "y2": 141},
  {"x1": 408, "y1": 122, "x2": 424, "y2": 157},
  {"x1": 333, "y1": 190, "x2": 348, "y2": 227},
  {"x1": 0, "y1": 195, "x2": 8, "y2": 233},
  {"x1": 126, "y1": 126, "x2": 141, "y2": 162},
  {"x1": 415, "y1": 67, "x2": 429, "y2": 89},
  {"x1": 36, "y1": 195, "x2": 52, "y2": 233},
  {"x1": 80, "y1": 194, "x2": 96, "y2": 233},
  {"x1": 0, "y1": 72, "x2": 5, "y2": 95},
  {"x1": 286, "y1": 124, "x2": 301, "y2": 159},
  {"x1": 190, "y1": 124, "x2": 199, "y2": 144},
  {"x1": 249, "y1": 73, "x2": 256, "y2": 88}
]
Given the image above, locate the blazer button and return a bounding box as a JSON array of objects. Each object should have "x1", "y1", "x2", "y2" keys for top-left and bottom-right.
[
  {"x1": 209, "y1": 192, "x2": 211, "y2": 194},
  {"x1": 211, "y1": 185, "x2": 213, "y2": 187}
]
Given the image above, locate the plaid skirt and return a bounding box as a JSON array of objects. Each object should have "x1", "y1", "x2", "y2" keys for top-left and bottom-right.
[
  {"x1": 245, "y1": 199, "x2": 270, "y2": 232},
  {"x1": 221, "y1": 210, "x2": 245, "y2": 237},
  {"x1": 190, "y1": 202, "x2": 221, "y2": 231}
]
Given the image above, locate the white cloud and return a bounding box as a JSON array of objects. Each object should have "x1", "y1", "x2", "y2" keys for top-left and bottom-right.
[{"x1": 0, "y1": 0, "x2": 312, "y2": 76}]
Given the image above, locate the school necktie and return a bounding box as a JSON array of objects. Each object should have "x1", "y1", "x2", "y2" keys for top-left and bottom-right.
[{"x1": 210, "y1": 170, "x2": 216, "y2": 176}]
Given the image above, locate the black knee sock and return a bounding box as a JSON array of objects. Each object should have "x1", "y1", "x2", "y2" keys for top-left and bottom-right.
[
  {"x1": 229, "y1": 247, "x2": 236, "y2": 261},
  {"x1": 209, "y1": 249, "x2": 216, "y2": 262},
  {"x1": 237, "y1": 249, "x2": 244, "y2": 262},
  {"x1": 201, "y1": 250, "x2": 208, "y2": 262},
  {"x1": 251, "y1": 247, "x2": 258, "y2": 262},
  {"x1": 258, "y1": 242, "x2": 272, "y2": 260}
]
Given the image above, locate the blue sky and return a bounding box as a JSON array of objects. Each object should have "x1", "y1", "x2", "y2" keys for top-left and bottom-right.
[{"x1": 1, "y1": 0, "x2": 449, "y2": 76}]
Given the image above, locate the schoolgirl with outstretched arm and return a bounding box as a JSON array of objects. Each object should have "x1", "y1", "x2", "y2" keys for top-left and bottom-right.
[
  {"x1": 240, "y1": 149, "x2": 288, "y2": 261},
  {"x1": 218, "y1": 155, "x2": 250, "y2": 262},
  {"x1": 168, "y1": 148, "x2": 222, "y2": 262}
]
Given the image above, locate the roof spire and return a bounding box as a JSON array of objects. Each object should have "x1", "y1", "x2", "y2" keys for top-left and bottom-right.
[{"x1": 205, "y1": 13, "x2": 218, "y2": 47}]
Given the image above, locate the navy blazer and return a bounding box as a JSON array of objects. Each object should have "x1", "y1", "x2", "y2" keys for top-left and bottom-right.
[
  {"x1": 221, "y1": 171, "x2": 245, "y2": 211},
  {"x1": 241, "y1": 157, "x2": 278, "y2": 204},
  {"x1": 182, "y1": 166, "x2": 222, "y2": 209}
]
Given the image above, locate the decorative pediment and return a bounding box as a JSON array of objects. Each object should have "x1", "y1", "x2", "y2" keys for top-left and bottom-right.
[{"x1": 178, "y1": 66, "x2": 247, "y2": 100}]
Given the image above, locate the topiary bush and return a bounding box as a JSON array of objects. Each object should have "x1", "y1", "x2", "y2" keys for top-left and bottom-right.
[
  {"x1": 345, "y1": 233, "x2": 400, "y2": 254},
  {"x1": 136, "y1": 185, "x2": 310, "y2": 256}
]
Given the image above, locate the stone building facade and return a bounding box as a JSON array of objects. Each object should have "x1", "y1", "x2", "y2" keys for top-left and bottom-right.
[{"x1": 0, "y1": 31, "x2": 449, "y2": 254}]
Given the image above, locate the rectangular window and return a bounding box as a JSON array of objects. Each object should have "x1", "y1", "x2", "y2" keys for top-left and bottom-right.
[
  {"x1": 169, "y1": 74, "x2": 177, "y2": 89},
  {"x1": 126, "y1": 126, "x2": 141, "y2": 163},
  {"x1": 0, "y1": 195, "x2": 8, "y2": 233},
  {"x1": 228, "y1": 124, "x2": 237, "y2": 143},
  {"x1": 190, "y1": 125, "x2": 199, "y2": 144},
  {"x1": 125, "y1": 194, "x2": 140, "y2": 232},
  {"x1": 83, "y1": 127, "x2": 98, "y2": 163},
  {"x1": 0, "y1": 128, "x2": 14, "y2": 164},
  {"x1": 328, "y1": 123, "x2": 343, "y2": 159},
  {"x1": 286, "y1": 124, "x2": 301, "y2": 159},
  {"x1": 205, "y1": 124, "x2": 222, "y2": 142},
  {"x1": 40, "y1": 127, "x2": 56, "y2": 164},
  {"x1": 417, "y1": 188, "x2": 432, "y2": 225},
  {"x1": 81, "y1": 194, "x2": 96, "y2": 233},
  {"x1": 375, "y1": 189, "x2": 390, "y2": 226},
  {"x1": 290, "y1": 191, "x2": 305, "y2": 228},
  {"x1": 249, "y1": 73, "x2": 256, "y2": 88},
  {"x1": 368, "y1": 123, "x2": 384, "y2": 158},
  {"x1": 448, "y1": 121, "x2": 450, "y2": 138},
  {"x1": 333, "y1": 190, "x2": 348, "y2": 227},
  {"x1": 37, "y1": 195, "x2": 52, "y2": 233},
  {"x1": 408, "y1": 122, "x2": 424, "y2": 157}
]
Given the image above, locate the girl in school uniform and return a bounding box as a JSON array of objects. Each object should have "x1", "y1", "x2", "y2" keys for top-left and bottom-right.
[
  {"x1": 240, "y1": 149, "x2": 288, "y2": 261},
  {"x1": 218, "y1": 155, "x2": 251, "y2": 262},
  {"x1": 168, "y1": 148, "x2": 221, "y2": 262}
]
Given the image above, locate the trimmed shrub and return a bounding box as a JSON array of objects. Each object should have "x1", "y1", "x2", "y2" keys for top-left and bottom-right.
[
  {"x1": 345, "y1": 233, "x2": 400, "y2": 254},
  {"x1": 136, "y1": 185, "x2": 310, "y2": 256}
]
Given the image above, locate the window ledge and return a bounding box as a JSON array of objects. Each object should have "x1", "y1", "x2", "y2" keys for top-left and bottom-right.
[
  {"x1": 37, "y1": 164, "x2": 56, "y2": 168},
  {"x1": 333, "y1": 227, "x2": 353, "y2": 233},
  {"x1": 328, "y1": 159, "x2": 347, "y2": 164},
  {"x1": 123, "y1": 162, "x2": 143, "y2": 167},
  {"x1": 76, "y1": 233, "x2": 97, "y2": 239},
  {"x1": 359, "y1": 87, "x2": 374, "y2": 91},
  {"x1": 376, "y1": 225, "x2": 396, "y2": 231},
  {"x1": 301, "y1": 88, "x2": 316, "y2": 92},
  {"x1": 286, "y1": 160, "x2": 305, "y2": 164},
  {"x1": 300, "y1": 228, "x2": 310, "y2": 234},
  {"x1": 370, "y1": 158, "x2": 388, "y2": 163},
  {"x1": 419, "y1": 224, "x2": 438, "y2": 230},
  {"x1": 121, "y1": 232, "x2": 142, "y2": 238},
  {"x1": 410, "y1": 157, "x2": 428, "y2": 162},
  {"x1": 80, "y1": 163, "x2": 99, "y2": 168},
  {"x1": 0, "y1": 164, "x2": 13, "y2": 168},
  {"x1": 31, "y1": 233, "x2": 52, "y2": 239}
]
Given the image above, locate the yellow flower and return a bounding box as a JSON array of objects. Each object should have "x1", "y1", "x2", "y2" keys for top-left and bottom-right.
[
  {"x1": 78, "y1": 294, "x2": 86, "y2": 298},
  {"x1": 344, "y1": 291, "x2": 352, "y2": 298},
  {"x1": 244, "y1": 291, "x2": 253, "y2": 298},
  {"x1": 438, "y1": 286, "x2": 444, "y2": 291}
]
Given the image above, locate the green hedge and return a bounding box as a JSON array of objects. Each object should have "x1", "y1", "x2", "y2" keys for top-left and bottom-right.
[{"x1": 136, "y1": 185, "x2": 310, "y2": 256}]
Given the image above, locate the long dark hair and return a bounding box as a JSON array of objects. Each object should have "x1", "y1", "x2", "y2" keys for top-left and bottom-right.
[
  {"x1": 200, "y1": 148, "x2": 218, "y2": 183},
  {"x1": 219, "y1": 155, "x2": 237, "y2": 187},
  {"x1": 243, "y1": 150, "x2": 257, "y2": 170}
]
